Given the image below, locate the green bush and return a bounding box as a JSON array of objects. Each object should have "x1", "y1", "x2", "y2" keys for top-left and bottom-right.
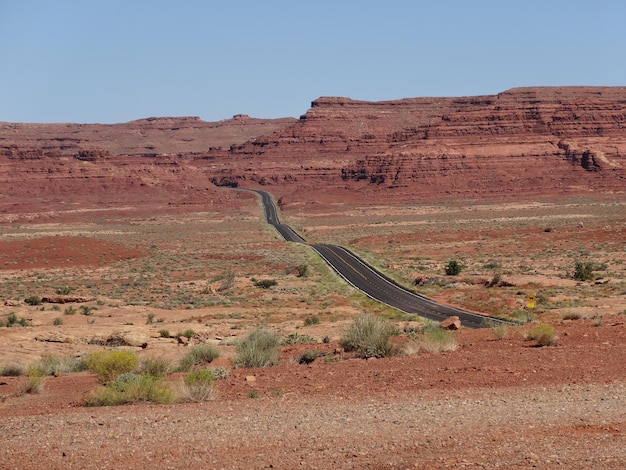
[
  {"x1": 24, "y1": 295, "x2": 42, "y2": 306},
  {"x1": 339, "y1": 313, "x2": 399, "y2": 359},
  {"x1": 296, "y1": 264, "x2": 309, "y2": 277},
  {"x1": 146, "y1": 313, "x2": 155, "y2": 324},
  {"x1": 53, "y1": 317, "x2": 63, "y2": 326},
  {"x1": 415, "y1": 324, "x2": 458, "y2": 353},
  {"x1": 79, "y1": 305, "x2": 96, "y2": 316},
  {"x1": 526, "y1": 324, "x2": 558, "y2": 346},
  {"x1": 234, "y1": 326, "x2": 280, "y2": 368},
  {"x1": 303, "y1": 315, "x2": 320, "y2": 326},
  {"x1": 179, "y1": 329, "x2": 195, "y2": 339},
  {"x1": 4, "y1": 312, "x2": 30, "y2": 327},
  {"x1": 253, "y1": 279, "x2": 277, "y2": 289},
  {"x1": 139, "y1": 357, "x2": 172, "y2": 378},
  {"x1": 82, "y1": 350, "x2": 138, "y2": 383},
  {"x1": 64, "y1": 306, "x2": 77, "y2": 315},
  {"x1": 444, "y1": 260, "x2": 462, "y2": 276},
  {"x1": 86, "y1": 373, "x2": 173, "y2": 406},
  {"x1": 299, "y1": 350, "x2": 320, "y2": 364},
  {"x1": 159, "y1": 329, "x2": 170, "y2": 338},
  {"x1": 177, "y1": 344, "x2": 220, "y2": 372},
  {"x1": 55, "y1": 286, "x2": 74, "y2": 295},
  {"x1": 573, "y1": 261, "x2": 594, "y2": 281}
]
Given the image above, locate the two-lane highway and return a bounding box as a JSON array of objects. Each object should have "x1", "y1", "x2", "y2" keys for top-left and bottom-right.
[{"x1": 250, "y1": 189, "x2": 509, "y2": 329}]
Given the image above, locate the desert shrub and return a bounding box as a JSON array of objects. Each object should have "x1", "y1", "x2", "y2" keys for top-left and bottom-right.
[
  {"x1": 79, "y1": 305, "x2": 96, "y2": 316},
  {"x1": 296, "y1": 264, "x2": 309, "y2": 277},
  {"x1": 24, "y1": 295, "x2": 42, "y2": 306},
  {"x1": 1, "y1": 363, "x2": 26, "y2": 376},
  {"x1": 303, "y1": 315, "x2": 320, "y2": 326},
  {"x1": 298, "y1": 350, "x2": 320, "y2": 365},
  {"x1": 179, "y1": 329, "x2": 195, "y2": 339},
  {"x1": 177, "y1": 344, "x2": 220, "y2": 372},
  {"x1": 280, "y1": 332, "x2": 316, "y2": 345},
  {"x1": 5, "y1": 313, "x2": 29, "y2": 327},
  {"x1": 176, "y1": 369, "x2": 216, "y2": 403},
  {"x1": 253, "y1": 279, "x2": 277, "y2": 289},
  {"x1": 146, "y1": 313, "x2": 155, "y2": 324},
  {"x1": 573, "y1": 261, "x2": 594, "y2": 281},
  {"x1": 64, "y1": 306, "x2": 77, "y2": 315},
  {"x1": 526, "y1": 324, "x2": 558, "y2": 346},
  {"x1": 139, "y1": 357, "x2": 172, "y2": 378},
  {"x1": 234, "y1": 326, "x2": 280, "y2": 368},
  {"x1": 339, "y1": 313, "x2": 400, "y2": 359},
  {"x1": 415, "y1": 324, "x2": 458, "y2": 353},
  {"x1": 53, "y1": 317, "x2": 63, "y2": 326},
  {"x1": 82, "y1": 350, "x2": 138, "y2": 383},
  {"x1": 29, "y1": 354, "x2": 82, "y2": 376},
  {"x1": 322, "y1": 335, "x2": 331, "y2": 344},
  {"x1": 158, "y1": 329, "x2": 170, "y2": 338},
  {"x1": 562, "y1": 311, "x2": 582, "y2": 320},
  {"x1": 55, "y1": 286, "x2": 74, "y2": 295},
  {"x1": 210, "y1": 366, "x2": 230, "y2": 380},
  {"x1": 19, "y1": 375, "x2": 44, "y2": 395},
  {"x1": 444, "y1": 260, "x2": 462, "y2": 276},
  {"x1": 86, "y1": 373, "x2": 173, "y2": 406}
]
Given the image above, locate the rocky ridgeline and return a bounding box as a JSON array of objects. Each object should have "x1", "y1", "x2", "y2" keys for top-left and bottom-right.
[
  {"x1": 1, "y1": 87, "x2": 625, "y2": 211},
  {"x1": 216, "y1": 87, "x2": 626, "y2": 203}
]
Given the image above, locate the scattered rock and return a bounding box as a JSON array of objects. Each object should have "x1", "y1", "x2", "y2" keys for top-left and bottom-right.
[
  {"x1": 34, "y1": 332, "x2": 76, "y2": 344},
  {"x1": 41, "y1": 296, "x2": 89, "y2": 304},
  {"x1": 440, "y1": 316, "x2": 461, "y2": 330},
  {"x1": 4, "y1": 300, "x2": 20, "y2": 306},
  {"x1": 89, "y1": 331, "x2": 148, "y2": 348},
  {"x1": 245, "y1": 375, "x2": 256, "y2": 382}
]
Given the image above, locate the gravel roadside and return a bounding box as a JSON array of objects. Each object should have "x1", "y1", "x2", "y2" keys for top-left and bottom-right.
[{"x1": 2, "y1": 382, "x2": 625, "y2": 469}]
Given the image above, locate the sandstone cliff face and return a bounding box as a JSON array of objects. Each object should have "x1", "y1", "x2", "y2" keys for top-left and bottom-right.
[
  {"x1": 0, "y1": 116, "x2": 295, "y2": 218},
  {"x1": 213, "y1": 87, "x2": 626, "y2": 204}
]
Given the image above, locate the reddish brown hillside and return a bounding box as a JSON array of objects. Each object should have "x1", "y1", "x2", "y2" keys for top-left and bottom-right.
[
  {"x1": 209, "y1": 87, "x2": 626, "y2": 205},
  {"x1": 0, "y1": 115, "x2": 295, "y2": 220}
]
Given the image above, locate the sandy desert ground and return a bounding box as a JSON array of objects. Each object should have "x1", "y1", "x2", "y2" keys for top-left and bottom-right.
[{"x1": 1, "y1": 190, "x2": 625, "y2": 469}]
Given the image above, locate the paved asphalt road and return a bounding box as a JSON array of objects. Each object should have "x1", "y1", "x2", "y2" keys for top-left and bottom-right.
[{"x1": 251, "y1": 189, "x2": 508, "y2": 328}]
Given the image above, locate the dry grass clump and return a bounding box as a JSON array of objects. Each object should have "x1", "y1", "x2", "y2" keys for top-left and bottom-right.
[
  {"x1": 526, "y1": 324, "x2": 558, "y2": 346},
  {"x1": 19, "y1": 375, "x2": 44, "y2": 395},
  {"x1": 403, "y1": 322, "x2": 458, "y2": 354},
  {"x1": 29, "y1": 354, "x2": 84, "y2": 376},
  {"x1": 177, "y1": 344, "x2": 220, "y2": 372},
  {"x1": 85, "y1": 372, "x2": 174, "y2": 406},
  {"x1": 340, "y1": 313, "x2": 400, "y2": 359},
  {"x1": 176, "y1": 369, "x2": 216, "y2": 403},
  {"x1": 234, "y1": 326, "x2": 280, "y2": 368},
  {"x1": 0, "y1": 363, "x2": 26, "y2": 377}
]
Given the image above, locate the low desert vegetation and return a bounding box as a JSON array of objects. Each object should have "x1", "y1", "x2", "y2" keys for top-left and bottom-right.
[
  {"x1": 82, "y1": 350, "x2": 139, "y2": 383},
  {"x1": 526, "y1": 324, "x2": 558, "y2": 346},
  {"x1": 444, "y1": 259, "x2": 462, "y2": 276},
  {"x1": 139, "y1": 357, "x2": 173, "y2": 378},
  {"x1": 573, "y1": 261, "x2": 594, "y2": 281},
  {"x1": 253, "y1": 278, "x2": 278, "y2": 289},
  {"x1": 1, "y1": 313, "x2": 30, "y2": 327},
  {"x1": 29, "y1": 354, "x2": 83, "y2": 376},
  {"x1": 340, "y1": 313, "x2": 399, "y2": 359},
  {"x1": 404, "y1": 322, "x2": 458, "y2": 354},
  {"x1": 298, "y1": 349, "x2": 320, "y2": 364},
  {"x1": 234, "y1": 326, "x2": 280, "y2": 368},
  {"x1": 0, "y1": 363, "x2": 26, "y2": 377},
  {"x1": 280, "y1": 332, "x2": 316, "y2": 345},
  {"x1": 177, "y1": 344, "x2": 220, "y2": 372},
  {"x1": 176, "y1": 369, "x2": 216, "y2": 403},
  {"x1": 85, "y1": 372, "x2": 174, "y2": 407},
  {"x1": 24, "y1": 295, "x2": 42, "y2": 306},
  {"x1": 19, "y1": 374, "x2": 44, "y2": 395}
]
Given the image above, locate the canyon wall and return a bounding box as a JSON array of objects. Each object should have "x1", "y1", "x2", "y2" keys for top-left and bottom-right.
[{"x1": 210, "y1": 87, "x2": 626, "y2": 205}]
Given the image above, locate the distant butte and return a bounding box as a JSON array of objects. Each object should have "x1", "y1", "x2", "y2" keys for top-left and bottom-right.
[{"x1": 1, "y1": 87, "x2": 625, "y2": 218}]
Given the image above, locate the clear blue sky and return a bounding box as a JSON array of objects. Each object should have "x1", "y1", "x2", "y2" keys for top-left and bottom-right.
[{"x1": 1, "y1": 0, "x2": 625, "y2": 123}]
